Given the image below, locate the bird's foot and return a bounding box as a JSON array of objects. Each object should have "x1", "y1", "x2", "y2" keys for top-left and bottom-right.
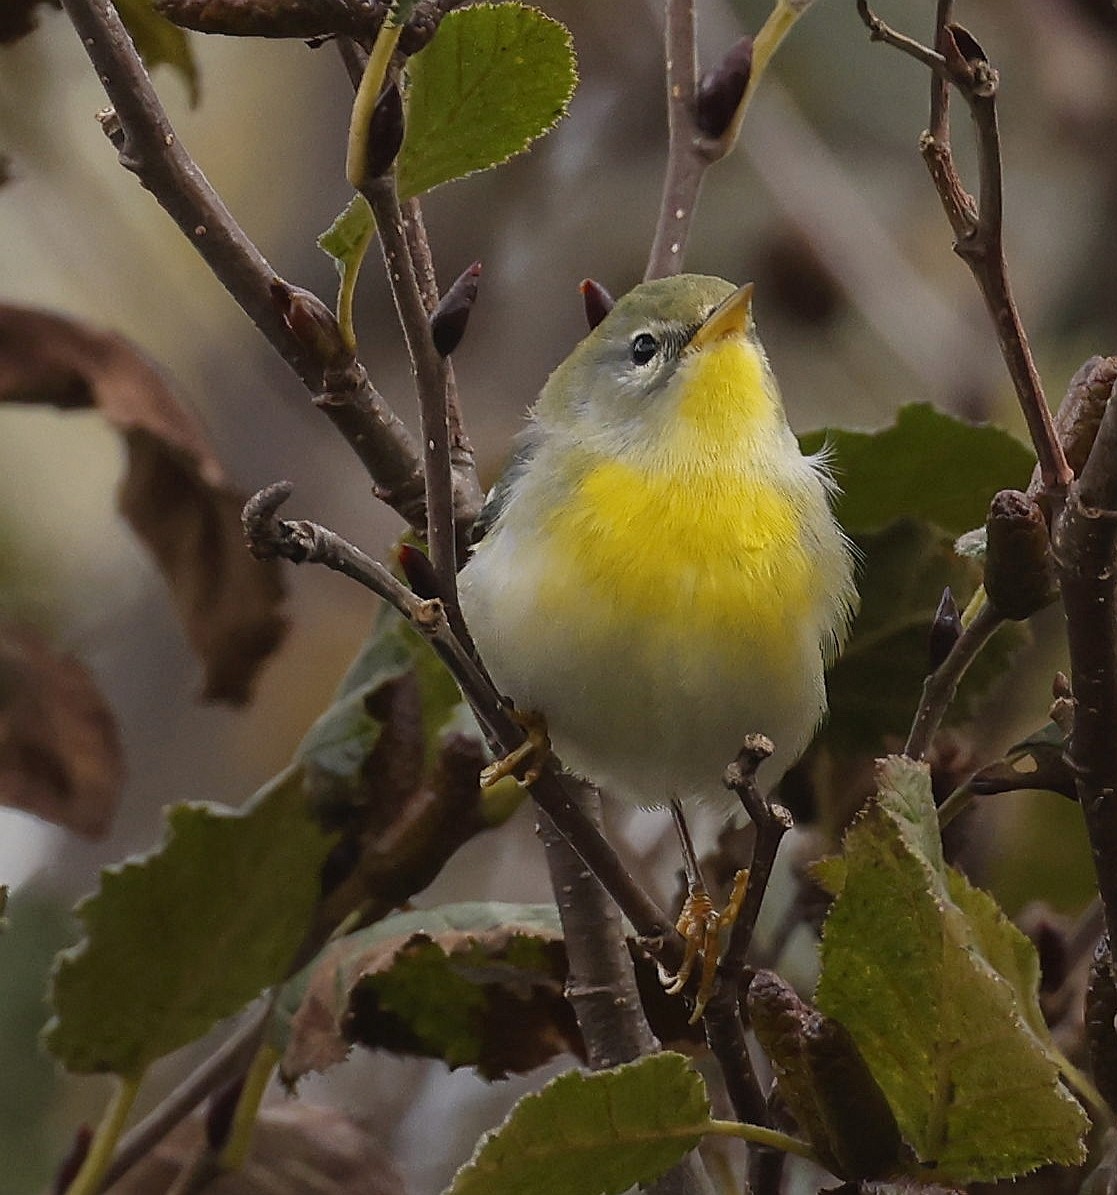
[
  {"x1": 480, "y1": 709, "x2": 552, "y2": 787},
  {"x1": 663, "y1": 868, "x2": 750, "y2": 1024}
]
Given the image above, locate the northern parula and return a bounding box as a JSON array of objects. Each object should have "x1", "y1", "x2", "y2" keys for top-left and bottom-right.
[{"x1": 458, "y1": 274, "x2": 857, "y2": 816}]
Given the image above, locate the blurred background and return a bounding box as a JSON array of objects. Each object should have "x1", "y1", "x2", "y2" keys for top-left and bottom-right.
[{"x1": 2, "y1": 0, "x2": 1117, "y2": 1189}]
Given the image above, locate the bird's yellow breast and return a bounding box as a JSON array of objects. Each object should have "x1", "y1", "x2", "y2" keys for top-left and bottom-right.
[{"x1": 540, "y1": 341, "x2": 817, "y2": 655}]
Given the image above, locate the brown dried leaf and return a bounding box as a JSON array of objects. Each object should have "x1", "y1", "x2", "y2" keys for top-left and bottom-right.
[
  {"x1": 0, "y1": 304, "x2": 286, "y2": 704},
  {"x1": 282, "y1": 905, "x2": 583, "y2": 1084},
  {"x1": 0, "y1": 622, "x2": 122, "y2": 839},
  {"x1": 106, "y1": 1103, "x2": 405, "y2": 1195}
]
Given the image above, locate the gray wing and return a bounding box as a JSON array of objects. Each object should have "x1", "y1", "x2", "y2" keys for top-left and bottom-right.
[{"x1": 468, "y1": 427, "x2": 540, "y2": 548}]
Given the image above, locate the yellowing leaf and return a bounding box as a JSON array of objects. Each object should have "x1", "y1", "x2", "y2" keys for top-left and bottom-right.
[{"x1": 815, "y1": 756, "x2": 1088, "y2": 1183}]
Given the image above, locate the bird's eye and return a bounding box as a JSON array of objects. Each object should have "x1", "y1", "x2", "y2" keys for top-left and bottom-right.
[{"x1": 630, "y1": 332, "x2": 659, "y2": 366}]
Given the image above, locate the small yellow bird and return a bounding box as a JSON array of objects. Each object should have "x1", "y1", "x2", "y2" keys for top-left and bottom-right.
[{"x1": 458, "y1": 274, "x2": 856, "y2": 820}]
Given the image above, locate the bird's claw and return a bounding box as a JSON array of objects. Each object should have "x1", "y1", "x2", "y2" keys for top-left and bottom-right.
[
  {"x1": 480, "y1": 709, "x2": 552, "y2": 787},
  {"x1": 662, "y1": 868, "x2": 750, "y2": 1023}
]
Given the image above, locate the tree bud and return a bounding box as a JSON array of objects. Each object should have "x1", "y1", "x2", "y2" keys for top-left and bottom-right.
[
  {"x1": 984, "y1": 489, "x2": 1056, "y2": 620},
  {"x1": 929, "y1": 586, "x2": 962, "y2": 670},
  {"x1": 363, "y1": 82, "x2": 405, "y2": 181},
  {"x1": 579, "y1": 278, "x2": 614, "y2": 330},
  {"x1": 430, "y1": 262, "x2": 482, "y2": 357},
  {"x1": 695, "y1": 35, "x2": 753, "y2": 139}
]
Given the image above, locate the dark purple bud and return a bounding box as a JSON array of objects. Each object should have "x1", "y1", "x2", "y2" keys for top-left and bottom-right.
[
  {"x1": 364, "y1": 82, "x2": 405, "y2": 180},
  {"x1": 430, "y1": 261, "x2": 482, "y2": 357},
  {"x1": 272, "y1": 280, "x2": 351, "y2": 366},
  {"x1": 579, "y1": 278, "x2": 614, "y2": 330},
  {"x1": 929, "y1": 586, "x2": 962, "y2": 670},
  {"x1": 695, "y1": 35, "x2": 753, "y2": 139},
  {"x1": 984, "y1": 489, "x2": 1056, "y2": 620},
  {"x1": 53, "y1": 1125, "x2": 92, "y2": 1195},
  {"x1": 398, "y1": 542, "x2": 442, "y2": 600}
]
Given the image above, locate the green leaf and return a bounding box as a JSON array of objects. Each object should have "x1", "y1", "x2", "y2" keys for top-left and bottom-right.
[
  {"x1": 445, "y1": 1053, "x2": 712, "y2": 1195},
  {"x1": 278, "y1": 902, "x2": 575, "y2": 1083},
  {"x1": 317, "y1": 193, "x2": 375, "y2": 277},
  {"x1": 815, "y1": 756, "x2": 1088, "y2": 1183},
  {"x1": 397, "y1": 3, "x2": 577, "y2": 200},
  {"x1": 801, "y1": 403, "x2": 1034, "y2": 537},
  {"x1": 45, "y1": 769, "x2": 334, "y2": 1077},
  {"x1": 821, "y1": 519, "x2": 1024, "y2": 754},
  {"x1": 113, "y1": 0, "x2": 199, "y2": 105}
]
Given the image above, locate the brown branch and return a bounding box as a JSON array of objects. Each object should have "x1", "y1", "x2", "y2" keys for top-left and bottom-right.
[
  {"x1": 855, "y1": 1, "x2": 1073, "y2": 493},
  {"x1": 361, "y1": 175, "x2": 463, "y2": 631},
  {"x1": 1054, "y1": 386, "x2": 1117, "y2": 954},
  {"x1": 695, "y1": 739, "x2": 786, "y2": 1183},
  {"x1": 59, "y1": 0, "x2": 428, "y2": 528},
  {"x1": 537, "y1": 783, "x2": 715, "y2": 1195},
  {"x1": 242, "y1": 484, "x2": 685, "y2": 968},
  {"x1": 400, "y1": 197, "x2": 484, "y2": 539}
]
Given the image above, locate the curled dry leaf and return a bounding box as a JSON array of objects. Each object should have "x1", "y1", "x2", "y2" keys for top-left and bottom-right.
[
  {"x1": 0, "y1": 304, "x2": 287, "y2": 704},
  {"x1": 281, "y1": 905, "x2": 583, "y2": 1084},
  {"x1": 0, "y1": 622, "x2": 122, "y2": 839}
]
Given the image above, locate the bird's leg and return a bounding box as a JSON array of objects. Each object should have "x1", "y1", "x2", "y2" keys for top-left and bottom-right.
[
  {"x1": 480, "y1": 708, "x2": 552, "y2": 787},
  {"x1": 662, "y1": 799, "x2": 749, "y2": 1024}
]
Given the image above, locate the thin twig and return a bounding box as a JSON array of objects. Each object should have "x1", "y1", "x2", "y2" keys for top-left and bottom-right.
[
  {"x1": 96, "y1": 1006, "x2": 270, "y2": 1192},
  {"x1": 696, "y1": 739, "x2": 786, "y2": 1178},
  {"x1": 904, "y1": 599, "x2": 1005, "y2": 761},
  {"x1": 645, "y1": 0, "x2": 702, "y2": 280},
  {"x1": 361, "y1": 176, "x2": 463, "y2": 631},
  {"x1": 400, "y1": 196, "x2": 484, "y2": 539},
  {"x1": 241, "y1": 484, "x2": 685, "y2": 969},
  {"x1": 59, "y1": 0, "x2": 427, "y2": 527},
  {"x1": 855, "y1": 0, "x2": 1073, "y2": 493}
]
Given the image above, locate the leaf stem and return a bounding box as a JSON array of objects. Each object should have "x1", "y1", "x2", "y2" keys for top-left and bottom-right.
[
  {"x1": 218, "y1": 1042, "x2": 281, "y2": 1172},
  {"x1": 705, "y1": 1119, "x2": 818, "y2": 1162},
  {"x1": 345, "y1": 21, "x2": 403, "y2": 188},
  {"x1": 64, "y1": 1074, "x2": 141, "y2": 1195}
]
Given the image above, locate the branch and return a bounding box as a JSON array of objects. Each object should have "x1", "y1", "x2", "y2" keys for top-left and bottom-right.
[
  {"x1": 59, "y1": 0, "x2": 428, "y2": 528},
  {"x1": 693, "y1": 739, "x2": 786, "y2": 1182},
  {"x1": 855, "y1": 1, "x2": 1073, "y2": 493},
  {"x1": 242, "y1": 484, "x2": 686, "y2": 970},
  {"x1": 1054, "y1": 390, "x2": 1117, "y2": 949},
  {"x1": 361, "y1": 175, "x2": 463, "y2": 630},
  {"x1": 96, "y1": 1005, "x2": 270, "y2": 1191},
  {"x1": 536, "y1": 784, "x2": 715, "y2": 1195}
]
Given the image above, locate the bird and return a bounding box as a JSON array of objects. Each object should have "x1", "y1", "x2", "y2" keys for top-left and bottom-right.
[{"x1": 458, "y1": 273, "x2": 857, "y2": 822}]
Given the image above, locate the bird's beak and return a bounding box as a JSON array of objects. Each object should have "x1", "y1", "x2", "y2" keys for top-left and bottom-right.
[{"x1": 686, "y1": 282, "x2": 755, "y2": 352}]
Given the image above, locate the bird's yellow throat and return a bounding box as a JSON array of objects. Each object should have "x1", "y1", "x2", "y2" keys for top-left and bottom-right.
[{"x1": 540, "y1": 337, "x2": 816, "y2": 652}]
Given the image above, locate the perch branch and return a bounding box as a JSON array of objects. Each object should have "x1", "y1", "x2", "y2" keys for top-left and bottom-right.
[
  {"x1": 242, "y1": 484, "x2": 685, "y2": 969},
  {"x1": 855, "y1": 0, "x2": 1072, "y2": 492},
  {"x1": 59, "y1": 0, "x2": 427, "y2": 527}
]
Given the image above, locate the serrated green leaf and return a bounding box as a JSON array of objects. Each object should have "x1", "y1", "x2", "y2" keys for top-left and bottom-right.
[
  {"x1": 816, "y1": 756, "x2": 1088, "y2": 1183},
  {"x1": 397, "y1": 3, "x2": 577, "y2": 200},
  {"x1": 802, "y1": 403, "x2": 1034, "y2": 537},
  {"x1": 446, "y1": 1053, "x2": 711, "y2": 1195},
  {"x1": 45, "y1": 769, "x2": 334, "y2": 1077},
  {"x1": 113, "y1": 0, "x2": 199, "y2": 105},
  {"x1": 821, "y1": 519, "x2": 1024, "y2": 755}
]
